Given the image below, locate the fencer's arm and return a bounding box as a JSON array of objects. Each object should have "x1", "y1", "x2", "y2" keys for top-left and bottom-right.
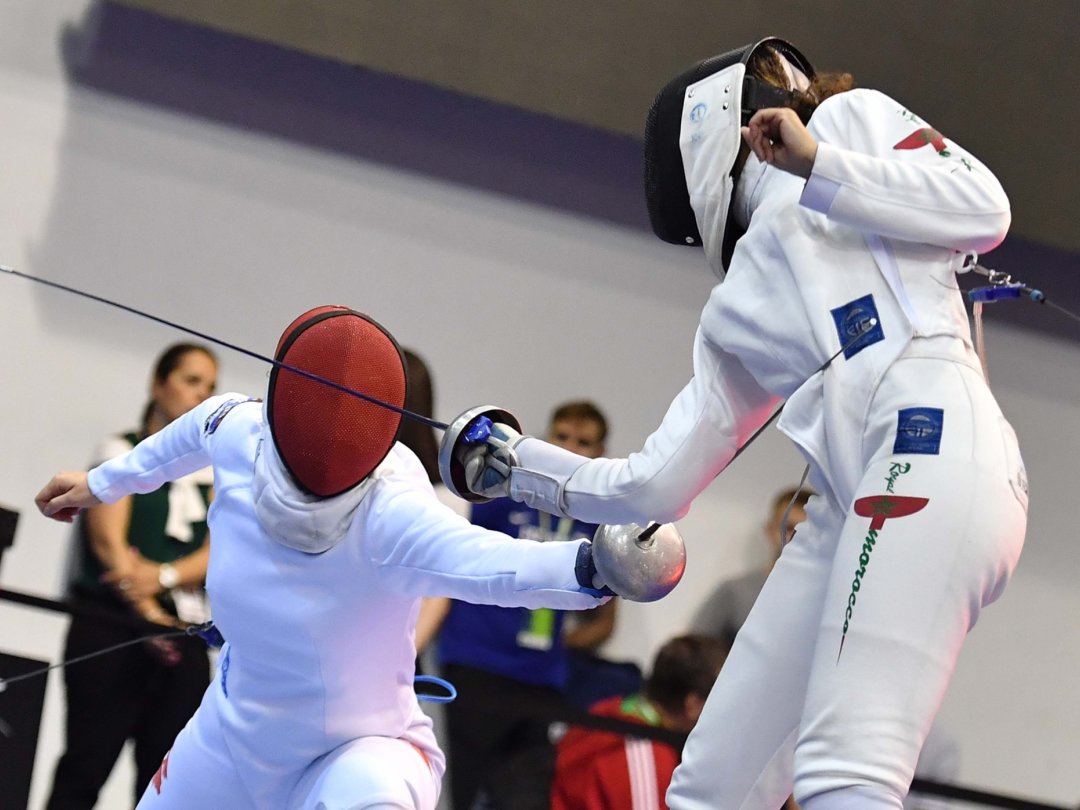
[
  {"x1": 363, "y1": 482, "x2": 608, "y2": 611},
  {"x1": 509, "y1": 333, "x2": 780, "y2": 525},
  {"x1": 799, "y1": 89, "x2": 1010, "y2": 253},
  {"x1": 86, "y1": 394, "x2": 236, "y2": 503}
]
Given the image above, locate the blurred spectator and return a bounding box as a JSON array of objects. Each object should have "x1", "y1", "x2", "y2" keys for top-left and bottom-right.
[
  {"x1": 437, "y1": 400, "x2": 617, "y2": 810},
  {"x1": 690, "y1": 487, "x2": 812, "y2": 646},
  {"x1": 550, "y1": 634, "x2": 727, "y2": 810},
  {"x1": 47, "y1": 343, "x2": 218, "y2": 809},
  {"x1": 548, "y1": 403, "x2": 635, "y2": 709}
]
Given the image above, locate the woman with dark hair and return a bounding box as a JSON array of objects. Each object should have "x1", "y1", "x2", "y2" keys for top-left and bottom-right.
[
  {"x1": 48, "y1": 342, "x2": 218, "y2": 810},
  {"x1": 397, "y1": 349, "x2": 441, "y2": 485}
]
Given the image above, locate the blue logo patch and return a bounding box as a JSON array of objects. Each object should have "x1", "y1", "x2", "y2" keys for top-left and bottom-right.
[
  {"x1": 689, "y1": 102, "x2": 708, "y2": 124},
  {"x1": 830, "y1": 294, "x2": 885, "y2": 359},
  {"x1": 893, "y1": 407, "x2": 944, "y2": 455}
]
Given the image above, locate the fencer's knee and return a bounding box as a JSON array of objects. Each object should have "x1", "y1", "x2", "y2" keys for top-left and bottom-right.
[
  {"x1": 307, "y1": 780, "x2": 417, "y2": 810},
  {"x1": 300, "y1": 747, "x2": 431, "y2": 810}
]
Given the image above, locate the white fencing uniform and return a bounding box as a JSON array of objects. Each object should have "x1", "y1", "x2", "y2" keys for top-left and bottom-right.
[
  {"x1": 504, "y1": 89, "x2": 1028, "y2": 808},
  {"x1": 85, "y1": 395, "x2": 604, "y2": 810}
]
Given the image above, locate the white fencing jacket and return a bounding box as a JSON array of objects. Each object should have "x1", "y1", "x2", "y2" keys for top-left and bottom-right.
[
  {"x1": 87, "y1": 395, "x2": 602, "y2": 804},
  {"x1": 509, "y1": 88, "x2": 1010, "y2": 520}
]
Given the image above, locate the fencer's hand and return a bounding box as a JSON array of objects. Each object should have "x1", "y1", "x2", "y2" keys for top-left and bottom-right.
[
  {"x1": 35, "y1": 471, "x2": 101, "y2": 522},
  {"x1": 461, "y1": 422, "x2": 523, "y2": 499},
  {"x1": 741, "y1": 107, "x2": 818, "y2": 179},
  {"x1": 574, "y1": 542, "x2": 617, "y2": 598}
]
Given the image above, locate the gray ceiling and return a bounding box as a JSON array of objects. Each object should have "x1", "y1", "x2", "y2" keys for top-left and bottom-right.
[{"x1": 115, "y1": 0, "x2": 1078, "y2": 255}]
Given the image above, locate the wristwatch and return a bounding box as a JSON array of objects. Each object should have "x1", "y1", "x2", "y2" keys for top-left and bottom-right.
[{"x1": 158, "y1": 563, "x2": 180, "y2": 590}]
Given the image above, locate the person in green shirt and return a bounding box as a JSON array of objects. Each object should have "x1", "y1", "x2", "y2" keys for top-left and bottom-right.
[{"x1": 47, "y1": 342, "x2": 218, "y2": 810}]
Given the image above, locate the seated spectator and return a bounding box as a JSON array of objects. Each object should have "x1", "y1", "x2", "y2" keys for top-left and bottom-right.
[{"x1": 551, "y1": 634, "x2": 727, "y2": 810}]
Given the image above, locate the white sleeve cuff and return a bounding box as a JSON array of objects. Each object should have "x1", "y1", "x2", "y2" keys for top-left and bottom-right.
[
  {"x1": 800, "y1": 173, "x2": 840, "y2": 214},
  {"x1": 800, "y1": 143, "x2": 842, "y2": 214},
  {"x1": 509, "y1": 437, "x2": 590, "y2": 516},
  {"x1": 87, "y1": 465, "x2": 123, "y2": 504}
]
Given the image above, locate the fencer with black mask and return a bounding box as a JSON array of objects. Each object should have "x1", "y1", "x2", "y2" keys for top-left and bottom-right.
[
  {"x1": 35, "y1": 306, "x2": 614, "y2": 810},
  {"x1": 452, "y1": 38, "x2": 1027, "y2": 810}
]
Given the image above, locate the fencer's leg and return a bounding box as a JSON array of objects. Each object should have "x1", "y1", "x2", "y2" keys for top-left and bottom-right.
[
  {"x1": 793, "y1": 361, "x2": 1026, "y2": 808},
  {"x1": 135, "y1": 702, "x2": 253, "y2": 810},
  {"x1": 289, "y1": 736, "x2": 439, "y2": 810},
  {"x1": 666, "y1": 494, "x2": 844, "y2": 810}
]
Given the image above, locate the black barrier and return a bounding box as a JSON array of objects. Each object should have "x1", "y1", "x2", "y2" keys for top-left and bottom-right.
[
  {"x1": 0, "y1": 586, "x2": 178, "y2": 634},
  {"x1": 0, "y1": 651, "x2": 48, "y2": 810},
  {"x1": 0, "y1": 506, "x2": 17, "y2": 572},
  {"x1": 906, "y1": 778, "x2": 1073, "y2": 810}
]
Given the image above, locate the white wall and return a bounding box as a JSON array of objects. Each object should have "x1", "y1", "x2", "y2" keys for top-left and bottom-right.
[{"x1": 0, "y1": 2, "x2": 1076, "y2": 808}]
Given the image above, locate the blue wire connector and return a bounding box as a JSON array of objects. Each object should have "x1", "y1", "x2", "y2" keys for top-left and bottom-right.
[
  {"x1": 462, "y1": 415, "x2": 494, "y2": 445},
  {"x1": 186, "y1": 621, "x2": 226, "y2": 648},
  {"x1": 968, "y1": 284, "x2": 1045, "y2": 304}
]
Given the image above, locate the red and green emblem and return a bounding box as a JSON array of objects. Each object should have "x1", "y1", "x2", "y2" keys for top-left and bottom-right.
[
  {"x1": 894, "y1": 127, "x2": 950, "y2": 157},
  {"x1": 853, "y1": 494, "x2": 930, "y2": 530},
  {"x1": 838, "y1": 494, "x2": 930, "y2": 660}
]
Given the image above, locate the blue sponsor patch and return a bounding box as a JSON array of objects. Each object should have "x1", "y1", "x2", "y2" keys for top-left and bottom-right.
[
  {"x1": 830, "y1": 294, "x2": 885, "y2": 359},
  {"x1": 203, "y1": 397, "x2": 258, "y2": 435},
  {"x1": 893, "y1": 407, "x2": 944, "y2": 455}
]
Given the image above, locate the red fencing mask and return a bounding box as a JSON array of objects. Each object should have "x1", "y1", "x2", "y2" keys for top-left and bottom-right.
[{"x1": 267, "y1": 306, "x2": 407, "y2": 497}]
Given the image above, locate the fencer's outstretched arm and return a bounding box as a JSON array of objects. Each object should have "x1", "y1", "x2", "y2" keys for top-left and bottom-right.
[
  {"x1": 361, "y1": 462, "x2": 609, "y2": 611},
  {"x1": 506, "y1": 333, "x2": 780, "y2": 525},
  {"x1": 798, "y1": 88, "x2": 1011, "y2": 253},
  {"x1": 39, "y1": 395, "x2": 233, "y2": 514}
]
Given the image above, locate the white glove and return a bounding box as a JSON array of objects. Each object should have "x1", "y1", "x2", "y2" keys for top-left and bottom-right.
[{"x1": 460, "y1": 420, "x2": 524, "y2": 499}]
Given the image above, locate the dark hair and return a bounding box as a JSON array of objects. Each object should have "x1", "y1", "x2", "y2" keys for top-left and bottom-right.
[
  {"x1": 732, "y1": 47, "x2": 855, "y2": 182},
  {"x1": 770, "y1": 486, "x2": 813, "y2": 516},
  {"x1": 549, "y1": 400, "x2": 609, "y2": 443},
  {"x1": 747, "y1": 46, "x2": 855, "y2": 123},
  {"x1": 140, "y1": 343, "x2": 217, "y2": 434},
  {"x1": 643, "y1": 634, "x2": 728, "y2": 714},
  {"x1": 397, "y1": 348, "x2": 440, "y2": 484}
]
